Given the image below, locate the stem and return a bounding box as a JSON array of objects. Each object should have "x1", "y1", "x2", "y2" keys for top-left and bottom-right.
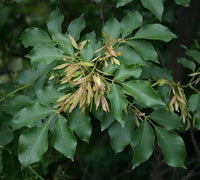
[
  {"x1": 28, "y1": 166, "x2": 44, "y2": 180},
  {"x1": 0, "y1": 83, "x2": 33, "y2": 102}
]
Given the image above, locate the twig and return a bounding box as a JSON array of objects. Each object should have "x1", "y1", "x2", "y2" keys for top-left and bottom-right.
[
  {"x1": 99, "y1": 0, "x2": 105, "y2": 27},
  {"x1": 189, "y1": 127, "x2": 200, "y2": 158}
]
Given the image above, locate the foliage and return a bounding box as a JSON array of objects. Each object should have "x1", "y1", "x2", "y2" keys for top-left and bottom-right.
[{"x1": 1, "y1": 0, "x2": 200, "y2": 179}]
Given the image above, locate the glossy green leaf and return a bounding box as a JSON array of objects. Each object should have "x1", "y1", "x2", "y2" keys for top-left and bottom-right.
[
  {"x1": 140, "y1": 62, "x2": 173, "y2": 81},
  {"x1": 127, "y1": 40, "x2": 159, "y2": 63},
  {"x1": 175, "y1": 0, "x2": 190, "y2": 7},
  {"x1": 20, "y1": 27, "x2": 51, "y2": 48},
  {"x1": 92, "y1": 109, "x2": 115, "y2": 131},
  {"x1": 47, "y1": 8, "x2": 64, "y2": 34},
  {"x1": 16, "y1": 69, "x2": 38, "y2": 85},
  {"x1": 177, "y1": 57, "x2": 196, "y2": 72},
  {"x1": 109, "y1": 110, "x2": 135, "y2": 153},
  {"x1": 188, "y1": 94, "x2": 200, "y2": 112},
  {"x1": 52, "y1": 115, "x2": 77, "y2": 160},
  {"x1": 68, "y1": 108, "x2": 92, "y2": 142},
  {"x1": 117, "y1": 46, "x2": 145, "y2": 65},
  {"x1": 123, "y1": 80, "x2": 165, "y2": 107},
  {"x1": 186, "y1": 49, "x2": 200, "y2": 64},
  {"x1": 68, "y1": 14, "x2": 86, "y2": 40},
  {"x1": 107, "y1": 84, "x2": 128, "y2": 126},
  {"x1": 117, "y1": 0, "x2": 132, "y2": 7},
  {"x1": 131, "y1": 120, "x2": 155, "y2": 169},
  {"x1": 141, "y1": 0, "x2": 164, "y2": 20},
  {"x1": 121, "y1": 11, "x2": 143, "y2": 37},
  {"x1": 103, "y1": 17, "x2": 121, "y2": 40},
  {"x1": 155, "y1": 127, "x2": 186, "y2": 168},
  {"x1": 194, "y1": 111, "x2": 200, "y2": 130},
  {"x1": 134, "y1": 24, "x2": 177, "y2": 42},
  {"x1": 18, "y1": 124, "x2": 49, "y2": 167},
  {"x1": 26, "y1": 45, "x2": 65, "y2": 65},
  {"x1": 52, "y1": 33, "x2": 74, "y2": 56},
  {"x1": 80, "y1": 41, "x2": 94, "y2": 61},
  {"x1": 149, "y1": 109, "x2": 182, "y2": 130},
  {"x1": 0, "y1": 127, "x2": 14, "y2": 146},
  {"x1": 115, "y1": 64, "x2": 142, "y2": 81},
  {"x1": 36, "y1": 85, "x2": 64, "y2": 105},
  {"x1": 12, "y1": 102, "x2": 54, "y2": 129}
]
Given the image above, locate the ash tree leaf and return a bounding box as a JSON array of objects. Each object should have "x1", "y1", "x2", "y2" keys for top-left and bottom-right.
[
  {"x1": 68, "y1": 108, "x2": 92, "y2": 142},
  {"x1": 107, "y1": 84, "x2": 128, "y2": 126},
  {"x1": 47, "y1": 7, "x2": 64, "y2": 34},
  {"x1": 103, "y1": 17, "x2": 121, "y2": 40},
  {"x1": 52, "y1": 33, "x2": 74, "y2": 56},
  {"x1": 188, "y1": 94, "x2": 200, "y2": 112},
  {"x1": 117, "y1": 46, "x2": 145, "y2": 65},
  {"x1": 36, "y1": 85, "x2": 64, "y2": 105},
  {"x1": 92, "y1": 109, "x2": 115, "y2": 131},
  {"x1": 109, "y1": 110, "x2": 135, "y2": 153},
  {"x1": 149, "y1": 109, "x2": 182, "y2": 130},
  {"x1": 134, "y1": 24, "x2": 177, "y2": 42},
  {"x1": 123, "y1": 80, "x2": 165, "y2": 107},
  {"x1": 18, "y1": 123, "x2": 49, "y2": 167},
  {"x1": 155, "y1": 127, "x2": 186, "y2": 168},
  {"x1": 115, "y1": 64, "x2": 142, "y2": 81},
  {"x1": 121, "y1": 11, "x2": 143, "y2": 38},
  {"x1": 117, "y1": 0, "x2": 132, "y2": 7},
  {"x1": 67, "y1": 14, "x2": 86, "y2": 41},
  {"x1": 186, "y1": 49, "x2": 200, "y2": 64},
  {"x1": 177, "y1": 57, "x2": 196, "y2": 72},
  {"x1": 141, "y1": 0, "x2": 164, "y2": 21},
  {"x1": 80, "y1": 41, "x2": 94, "y2": 61},
  {"x1": 12, "y1": 102, "x2": 54, "y2": 129},
  {"x1": 20, "y1": 27, "x2": 52, "y2": 48},
  {"x1": 140, "y1": 62, "x2": 173, "y2": 81},
  {"x1": 127, "y1": 40, "x2": 159, "y2": 63},
  {"x1": 0, "y1": 127, "x2": 14, "y2": 146},
  {"x1": 131, "y1": 120, "x2": 155, "y2": 169},
  {"x1": 175, "y1": 0, "x2": 190, "y2": 7},
  {"x1": 16, "y1": 69, "x2": 38, "y2": 85},
  {"x1": 51, "y1": 114, "x2": 77, "y2": 160},
  {"x1": 26, "y1": 45, "x2": 65, "y2": 65}
]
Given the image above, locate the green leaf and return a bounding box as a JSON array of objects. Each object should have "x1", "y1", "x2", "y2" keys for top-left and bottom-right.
[
  {"x1": 186, "y1": 49, "x2": 200, "y2": 64},
  {"x1": 134, "y1": 24, "x2": 177, "y2": 42},
  {"x1": 26, "y1": 45, "x2": 65, "y2": 65},
  {"x1": 155, "y1": 127, "x2": 186, "y2": 168},
  {"x1": 117, "y1": 0, "x2": 132, "y2": 7},
  {"x1": 175, "y1": 0, "x2": 190, "y2": 7},
  {"x1": 123, "y1": 80, "x2": 165, "y2": 107},
  {"x1": 115, "y1": 64, "x2": 142, "y2": 81},
  {"x1": 127, "y1": 40, "x2": 159, "y2": 63},
  {"x1": 109, "y1": 110, "x2": 135, "y2": 153},
  {"x1": 177, "y1": 57, "x2": 196, "y2": 72},
  {"x1": 47, "y1": 8, "x2": 64, "y2": 34},
  {"x1": 68, "y1": 14, "x2": 86, "y2": 41},
  {"x1": 103, "y1": 17, "x2": 121, "y2": 40},
  {"x1": 52, "y1": 33, "x2": 74, "y2": 56},
  {"x1": 107, "y1": 84, "x2": 128, "y2": 126},
  {"x1": 16, "y1": 69, "x2": 38, "y2": 85},
  {"x1": 92, "y1": 109, "x2": 115, "y2": 131},
  {"x1": 194, "y1": 111, "x2": 200, "y2": 130},
  {"x1": 68, "y1": 108, "x2": 92, "y2": 142},
  {"x1": 0, "y1": 127, "x2": 14, "y2": 146},
  {"x1": 131, "y1": 120, "x2": 155, "y2": 169},
  {"x1": 121, "y1": 11, "x2": 143, "y2": 37},
  {"x1": 140, "y1": 62, "x2": 173, "y2": 81},
  {"x1": 117, "y1": 46, "x2": 145, "y2": 65},
  {"x1": 141, "y1": 0, "x2": 164, "y2": 21},
  {"x1": 80, "y1": 41, "x2": 94, "y2": 61},
  {"x1": 12, "y1": 102, "x2": 54, "y2": 129},
  {"x1": 36, "y1": 85, "x2": 64, "y2": 105},
  {"x1": 18, "y1": 124, "x2": 49, "y2": 167},
  {"x1": 51, "y1": 115, "x2": 77, "y2": 160},
  {"x1": 20, "y1": 27, "x2": 52, "y2": 48},
  {"x1": 149, "y1": 109, "x2": 182, "y2": 130},
  {"x1": 188, "y1": 94, "x2": 200, "y2": 112}
]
